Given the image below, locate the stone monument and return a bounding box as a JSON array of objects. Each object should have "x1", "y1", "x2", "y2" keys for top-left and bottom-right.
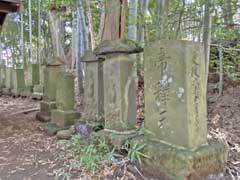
[
  {"x1": 95, "y1": 39, "x2": 142, "y2": 145},
  {"x1": 141, "y1": 40, "x2": 228, "y2": 179},
  {"x1": 12, "y1": 68, "x2": 25, "y2": 96},
  {"x1": 51, "y1": 72, "x2": 77, "y2": 128},
  {"x1": 36, "y1": 59, "x2": 63, "y2": 122},
  {"x1": 3, "y1": 67, "x2": 13, "y2": 95},
  {"x1": 81, "y1": 51, "x2": 104, "y2": 128}
]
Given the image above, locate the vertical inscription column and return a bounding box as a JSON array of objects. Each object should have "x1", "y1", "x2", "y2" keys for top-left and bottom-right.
[{"x1": 144, "y1": 40, "x2": 207, "y2": 149}]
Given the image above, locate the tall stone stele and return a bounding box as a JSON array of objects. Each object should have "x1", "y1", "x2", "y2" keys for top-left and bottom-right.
[
  {"x1": 12, "y1": 68, "x2": 26, "y2": 96},
  {"x1": 3, "y1": 67, "x2": 14, "y2": 95},
  {"x1": 142, "y1": 40, "x2": 228, "y2": 179},
  {"x1": 81, "y1": 51, "x2": 104, "y2": 128},
  {"x1": 36, "y1": 58, "x2": 64, "y2": 122},
  {"x1": 0, "y1": 65, "x2": 6, "y2": 91},
  {"x1": 25, "y1": 63, "x2": 40, "y2": 87},
  {"x1": 51, "y1": 72, "x2": 77, "y2": 128},
  {"x1": 95, "y1": 40, "x2": 142, "y2": 141},
  {"x1": 32, "y1": 65, "x2": 46, "y2": 99}
]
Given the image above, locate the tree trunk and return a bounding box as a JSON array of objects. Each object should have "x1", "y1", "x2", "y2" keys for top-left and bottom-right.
[
  {"x1": 28, "y1": 0, "x2": 32, "y2": 63},
  {"x1": 128, "y1": 0, "x2": 138, "y2": 41},
  {"x1": 86, "y1": 0, "x2": 95, "y2": 50},
  {"x1": 101, "y1": 0, "x2": 125, "y2": 41}
]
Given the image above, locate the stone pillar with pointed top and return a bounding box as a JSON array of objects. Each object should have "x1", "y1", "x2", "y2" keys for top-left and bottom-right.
[
  {"x1": 140, "y1": 40, "x2": 228, "y2": 179},
  {"x1": 51, "y1": 72, "x2": 78, "y2": 128},
  {"x1": 36, "y1": 59, "x2": 64, "y2": 122},
  {"x1": 81, "y1": 51, "x2": 104, "y2": 128}
]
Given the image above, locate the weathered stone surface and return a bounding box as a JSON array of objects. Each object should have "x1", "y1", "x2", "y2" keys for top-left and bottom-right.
[
  {"x1": 0, "y1": 66, "x2": 6, "y2": 89},
  {"x1": 40, "y1": 101, "x2": 57, "y2": 116},
  {"x1": 144, "y1": 40, "x2": 207, "y2": 149},
  {"x1": 103, "y1": 53, "x2": 137, "y2": 131},
  {"x1": 32, "y1": 66, "x2": 46, "y2": 99},
  {"x1": 82, "y1": 51, "x2": 104, "y2": 127},
  {"x1": 32, "y1": 84, "x2": 43, "y2": 99},
  {"x1": 40, "y1": 122, "x2": 61, "y2": 136},
  {"x1": 37, "y1": 61, "x2": 62, "y2": 121},
  {"x1": 56, "y1": 72, "x2": 75, "y2": 111},
  {"x1": 51, "y1": 109, "x2": 77, "y2": 128},
  {"x1": 132, "y1": 137, "x2": 228, "y2": 180},
  {"x1": 12, "y1": 68, "x2": 25, "y2": 96},
  {"x1": 43, "y1": 64, "x2": 61, "y2": 102},
  {"x1": 5, "y1": 67, "x2": 13, "y2": 91},
  {"x1": 51, "y1": 72, "x2": 77, "y2": 128},
  {"x1": 57, "y1": 129, "x2": 75, "y2": 140},
  {"x1": 20, "y1": 85, "x2": 32, "y2": 97},
  {"x1": 25, "y1": 64, "x2": 40, "y2": 86}
]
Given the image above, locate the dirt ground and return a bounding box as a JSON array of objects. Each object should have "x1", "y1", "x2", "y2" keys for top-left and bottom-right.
[
  {"x1": 0, "y1": 96, "x2": 63, "y2": 180},
  {"x1": 0, "y1": 81, "x2": 239, "y2": 180}
]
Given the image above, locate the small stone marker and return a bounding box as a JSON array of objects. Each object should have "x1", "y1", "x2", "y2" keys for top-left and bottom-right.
[
  {"x1": 140, "y1": 40, "x2": 228, "y2": 179},
  {"x1": 51, "y1": 72, "x2": 77, "y2": 128},
  {"x1": 12, "y1": 68, "x2": 25, "y2": 96},
  {"x1": 81, "y1": 51, "x2": 104, "y2": 127}
]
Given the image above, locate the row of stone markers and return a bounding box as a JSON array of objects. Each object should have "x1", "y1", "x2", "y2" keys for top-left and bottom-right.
[
  {"x1": 0, "y1": 63, "x2": 45, "y2": 98},
  {"x1": 35, "y1": 39, "x2": 228, "y2": 180}
]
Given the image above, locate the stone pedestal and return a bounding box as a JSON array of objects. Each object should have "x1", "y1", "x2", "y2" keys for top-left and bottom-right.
[
  {"x1": 51, "y1": 72, "x2": 77, "y2": 128},
  {"x1": 81, "y1": 51, "x2": 104, "y2": 128},
  {"x1": 3, "y1": 67, "x2": 13, "y2": 95},
  {"x1": 143, "y1": 40, "x2": 228, "y2": 179},
  {"x1": 12, "y1": 68, "x2": 25, "y2": 96},
  {"x1": 36, "y1": 61, "x2": 62, "y2": 122}
]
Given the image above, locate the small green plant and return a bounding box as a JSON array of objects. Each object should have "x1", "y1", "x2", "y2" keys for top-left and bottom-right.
[
  {"x1": 69, "y1": 134, "x2": 112, "y2": 173},
  {"x1": 125, "y1": 142, "x2": 150, "y2": 164}
]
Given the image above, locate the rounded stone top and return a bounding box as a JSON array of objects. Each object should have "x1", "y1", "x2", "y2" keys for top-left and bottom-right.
[
  {"x1": 81, "y1": 51, "x2": 98, "y2": 62},
  {"x1": 94, "y1": 39, "x2": 143, "y2": 55}
]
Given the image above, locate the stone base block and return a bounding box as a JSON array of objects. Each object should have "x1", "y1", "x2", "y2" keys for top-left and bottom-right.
[
  {"x1": 32, "y1": 92, "x2": 43, "y2": 100},
  {"x1": 2, "y1": 88, "x2": 12, "y2": 95},
  {"x1": 36, "y1": 112, "x2": 51, "y2": 122},
  {"x1": 51, "y1": 109, "x2": 77, "y2": 128},
  {"x1": 20, "y1": 86, "x2": 33, "y2": 97},
  {"x1": 40, "y1": 101, "x2": 56, "y2": 114},
  {"x1": 40, "y1": 122, "x2": 61, "y2": 136},
  {"x1": 32, "y1": 84, "x2": 43, "y2": 99},
  {"x1": 98, "y1": 129, "x2": 138, "y2": 149},
  {"x1": 36, "y1": 101, "x2": 57, "y2": 122},
  {"x1": 12, "y1": 88, "x2": 25, "y2": 97},
  {"x1": 133, "y1": 137, "x2": 228, "y2": 180}
]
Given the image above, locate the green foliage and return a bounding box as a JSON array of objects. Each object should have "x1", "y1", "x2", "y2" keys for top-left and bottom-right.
[
  {"x1": 69, "y1": 134, "x2": 111, "y2": 173},
  {"x1": 124, "y1": 141, "x2": 150, "y2": 164}
]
